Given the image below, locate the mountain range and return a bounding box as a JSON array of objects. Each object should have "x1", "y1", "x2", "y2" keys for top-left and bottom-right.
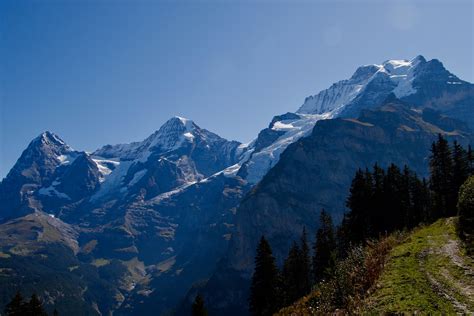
[{"x1": 0, "y1": 56, "x2": 472, "y2": 315}]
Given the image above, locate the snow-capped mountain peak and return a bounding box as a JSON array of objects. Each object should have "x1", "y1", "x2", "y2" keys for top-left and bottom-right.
[
  {"x1": 32, "y1": 131, "x2": 73, "y2": 153},
  {"x1": 92, "y1": 116, "x2": 199, "y2": 161},
  {"x1": 14, "y1": 131, "x2": 77, "y2": 173},
  {"x1": 90, "y1": 116, "x2": 242, "y2": 200},
  {"x1": 147, "y1": 116, "x2": 197, "y2": 152},
  {"x1": 297, "y1": 55, "x2": 428, "y2": 115}
]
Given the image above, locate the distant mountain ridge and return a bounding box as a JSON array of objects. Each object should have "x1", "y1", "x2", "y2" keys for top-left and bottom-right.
[{"x1": 0, "y1": 56, "x2": 472, "y2": 315}]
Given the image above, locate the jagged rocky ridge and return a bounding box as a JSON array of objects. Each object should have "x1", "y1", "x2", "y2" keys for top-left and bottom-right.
[{"x1": 0, "y1": 56, "x2": 472, "y2": 315}]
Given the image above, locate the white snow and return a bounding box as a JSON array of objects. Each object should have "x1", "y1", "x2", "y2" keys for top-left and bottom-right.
[
  {"x1": 222, "y1": 57, "x2": 426, "y2": 184},
  {"x1": 298, "y1": 81, "x2": 366, "y2": 115},
  {"x1": 298, "y1": 56, "x2": 424, "y2": 115},
  {"x1": 38, "y1": 186, "x2": 70, "y2": 200},
  {"x1": 183, "y1": 132, "x2": 195, "y2": 140},
  {"x1": 150, "y1": 181, "x2": 197, "y2": 204},
  {"x1": 222, "y1": 163, "x2": 241, "y2": 177},
  {"x1": 243, "y1": 113, "x2": 331, "y2": 184},
  {"x1": 90, "y1": 160, "x2": 133, "y2": 201},
  {"x1": 92, "y1": 158, "x2": 120, "y2": 182},
  {"x1": 57, "y1": 154, "x2": 77, "y2": 166},
  {"x1": 90, "y1": 116, "x2": 201, "y2": 198},
  {"x1": 272, "y1": 121, "x2": 295, "y2": 131},
  {"x1": 128, "y1": 169, "x2": 147, "y2": 187}
]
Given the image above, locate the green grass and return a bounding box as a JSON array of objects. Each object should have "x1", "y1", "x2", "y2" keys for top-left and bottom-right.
[{"x1": 364, "y1": 218, "x2": 474, "y2": 314}]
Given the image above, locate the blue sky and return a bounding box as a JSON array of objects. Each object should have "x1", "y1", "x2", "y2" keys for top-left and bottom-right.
[{"x1": 1, "y1": 0, "x2": 473, "y2": 178}]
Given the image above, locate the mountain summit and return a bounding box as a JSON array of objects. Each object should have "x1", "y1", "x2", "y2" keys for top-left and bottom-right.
[{"x1": 297, "y1": 55, "x2": 468, "y2": 118}]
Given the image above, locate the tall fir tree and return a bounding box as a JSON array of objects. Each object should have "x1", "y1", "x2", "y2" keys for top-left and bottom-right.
[
  {"x1": 467, "y1": 145, "x2": 474, "y2": 176},
  {"x1": 370, "y1": 163, "x2": 385, "y2": 234},
  {"x1": 383, "y1": 164, "x2": 403, "y2": 232},
  {"x1": 280, "y1": 228, "x2": 311, "y2": 307},
  {"x1": 452, "y1": 140, "x2": 470, "y2": 197},
  {"x1": 457, "y1": 176, "x2": 474, "y2": 254},
  {"x1": 249, "y1": 236, "x2": 281, "y2": 316},
  {"x1": 407, "y1": 173, "x2": 428, "y2": 227},
  {"x1": 192, "y1": 294, "x2": 208, "y2": 316},
  {"x1": 345, "y1": 169, "x2": 372, "y2": 242},
  {"x1": 25, "y1": 294, "x2": 47, "y2": 316},
  {"x1": 400, "y1": 165, "x2": 413, "y2": 228},
  {"x1": 282, "y1": 242, "x2": 301, "y2": 306},
  {"x1": 4, "y1": 291, "x2": 25, "y2": 316},
  {"x1": 312, "y1": 210, "x2": 336, "y2": 284},
  {"x1": 430, "y1": 134, "x2": 455, "y2": 217},
  {"x1": 299, "y1": 227, "x2": 311, "y2": 296}
]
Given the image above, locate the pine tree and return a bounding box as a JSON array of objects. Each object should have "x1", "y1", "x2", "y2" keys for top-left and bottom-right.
[
  {"x1": 336, "y1": 214, "x2": 351, "y2": 257},
  {"x1": 467, "y1": 145, "x2": 474, "y2": 176},
  {"x1": 430, "y1": 134, "x2": 454, "y2": 217},
  {"x1": 312, "y1": 210, "x2": 336, "y2": 284},
  {"x1": 299, "y1": 227, "x2": 311, "y2": 296},
  {"x1": 249, "y1": 236, "x2": 281, "y2": 316},
  {"x1": 282, "y1": 242, "x2": 301, "y2": 306},
  {"x1": 458, "y1": 176, "x2": 474, "y2": 254},
  {"x1": 4, "y1": 291, "x2": 25, "y2": 316},
  {"x1": 400, "y1": 165, "x2": 413, "y2": 228},
  {"x1": 421, "y1": 178, "x2": 433, "y2": 222},
  {"x1": 192, "y1": 294, "x2": 208, "y2": 316},
  {"x1": 345, "y1": 169, "x2": 372, "y2": 242},
  {"x1": 408, "y1": 173, "x2": 429, "y2": 227},
  {"x1": 452, "y1": 140, "x2": 470, "y2": 197},
  {"x1": 25, "y1": 293, "x2": 47, "y2": 316},
  {"x1": 370, "y1": 163, "x2": 385, "y2": 234},
  {"x1": 383, "y1": 164, "x2": 403, "y2": 232}
]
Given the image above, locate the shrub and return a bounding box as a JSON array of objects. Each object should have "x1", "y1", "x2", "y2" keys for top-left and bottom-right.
[{"x1": 458, "y1": 176, "x2": 474, "y2": 254}]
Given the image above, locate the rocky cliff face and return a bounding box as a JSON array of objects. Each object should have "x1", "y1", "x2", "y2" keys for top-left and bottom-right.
[{"x1": 0, "y1": 132, "x2": 96, "y2": 221}]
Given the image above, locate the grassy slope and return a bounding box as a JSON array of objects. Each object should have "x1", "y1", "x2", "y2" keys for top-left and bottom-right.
[
  {"x1": 277, "y1": 218, "x2": 474, "y2": 315},
  {"x1": 364, "y1": 217, "x2": 474, "y2": 314}
]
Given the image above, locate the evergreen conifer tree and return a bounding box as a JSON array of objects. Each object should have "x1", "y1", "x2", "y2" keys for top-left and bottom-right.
[
  {"x1": 282, "y1": 242, "x2": 301, "y2": 305},
  {"x1": 458, "y1": 176, "x2": 474, "y2": 254},
  {"x1": 249, "y1": 236, "x2": 281, "y2": 316},
  {"x1": 312, "y1": 210, "x2": 336, "y2": 284},
  {"x1": 299, "y1": 227, "x2": 311, "y2": 296},
  {"x1": 383, "y1": 164, "x2": 403, "y2": 232},
  {"x1": 345, "y1": 169, "x2": 372, "y2": 242},
  {"x1": 4, "y1": 291, "x2": 25, "y2": 316},
  {"x1": 430, "y1": 134, "x2": 455, "y2": 217},
  {"x1": 452, "y1": 140, "x2": 470, "y2": 197},
  {"x1": 370, "y1": 163, "x2": 385, "y2": 234},
  {"x1": 25, "y1": 294, "x2": 47, "y2": 316},
  {"x1": 192, "y1": 294, "x2": 208, "y2": 316},
  {"x1": 467, "y1": 145, "x2": 474, "y2": 175}
]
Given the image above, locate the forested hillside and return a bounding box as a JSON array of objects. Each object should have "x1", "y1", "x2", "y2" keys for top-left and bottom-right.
[{"x1": 246, "y1": 135, "x2": 474, "y2": 315}]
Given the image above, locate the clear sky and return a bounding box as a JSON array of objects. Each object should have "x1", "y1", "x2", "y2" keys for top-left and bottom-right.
[{"x1": 1, "y1": 0, "x2": 473, "y2": 178}]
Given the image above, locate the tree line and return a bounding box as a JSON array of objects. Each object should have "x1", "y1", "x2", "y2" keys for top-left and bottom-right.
[
  {"x1": 249, "y1": 135, "x2": 473, "y2": 316},
  {"x1": 249, "y1": 210, "x2": 336, "y2": 316},
  {"x1": 4, "y1": 291, "x2": 55, "y2": 316}
]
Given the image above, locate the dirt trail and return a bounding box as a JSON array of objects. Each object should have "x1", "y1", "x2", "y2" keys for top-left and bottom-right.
[{"x1": 423, "y1": 218, "x2": 474, "y2": 314}]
